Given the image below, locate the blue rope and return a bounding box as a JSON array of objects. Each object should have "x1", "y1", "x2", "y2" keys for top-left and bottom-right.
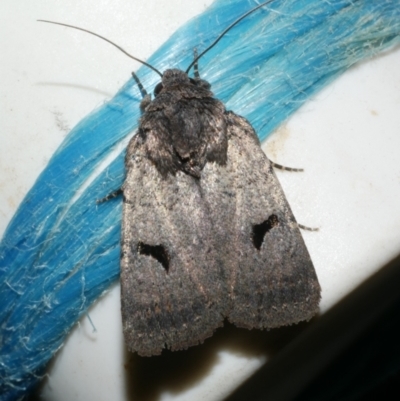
[{"x1": 1, "y1": 0, "x2": 400, "y2": 399}]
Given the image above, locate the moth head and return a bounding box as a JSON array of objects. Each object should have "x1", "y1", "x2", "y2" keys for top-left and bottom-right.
[{"x1": 153, "y1": 69, "x2": 211, "y2": 97}]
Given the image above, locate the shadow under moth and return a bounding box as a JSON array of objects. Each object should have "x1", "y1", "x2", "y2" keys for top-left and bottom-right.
[{"x1": 41, "y1": 1, "x2": 320, "y2": 357}]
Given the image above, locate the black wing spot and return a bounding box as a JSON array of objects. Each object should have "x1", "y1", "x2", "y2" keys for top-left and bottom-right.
[
  {"x1": 252, "y1": 214, "x2": 279, "y2": 250},
  {"x1": 138, "y1": 242, "x2": 170, "y2": 272}
]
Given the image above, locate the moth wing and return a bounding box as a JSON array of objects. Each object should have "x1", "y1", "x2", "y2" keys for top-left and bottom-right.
[
  {"x1": 224, "y1": 112, "x2": 320, "y2": 328},
  {"x1": 121, "y1": 136, "x2": 228, "y2": 356}
]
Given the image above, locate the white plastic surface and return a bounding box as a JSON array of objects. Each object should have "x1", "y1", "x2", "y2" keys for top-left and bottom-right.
[{"x1": 1, "y1": 1, "x2": 400, "y2": 400}]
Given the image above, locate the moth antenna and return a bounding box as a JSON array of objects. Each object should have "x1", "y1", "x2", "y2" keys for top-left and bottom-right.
[
  {"x1": 37, "y1": 20, "x2": 163, "y2": 78},
  {"x1": 185, "y1": 0, "x2": 275, "y2": 74}
]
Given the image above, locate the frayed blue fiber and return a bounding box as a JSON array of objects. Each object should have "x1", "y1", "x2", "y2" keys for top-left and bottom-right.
[{"x1": 1, "y1": 0, "x2": 400, "y2": 399}]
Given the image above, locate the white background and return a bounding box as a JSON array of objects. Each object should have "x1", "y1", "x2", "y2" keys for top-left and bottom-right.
[{"x1": 1, "y1": 1, "x2": 400, "y2": 400}]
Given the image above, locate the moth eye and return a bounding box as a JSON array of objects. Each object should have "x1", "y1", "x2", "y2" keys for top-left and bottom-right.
[
  {"x1": 154, "y1": 82, "x2": 163, "y2": 96},
  {"x1": 252, "y1": 214, "x2": 279, "y2": 250},
  {"x1": 138, "y1": 242, "x2": 170, "y2": 272}
]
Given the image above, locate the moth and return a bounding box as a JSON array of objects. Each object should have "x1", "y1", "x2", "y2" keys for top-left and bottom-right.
[{"x1": 40, "y1": 1, "x2": 320, "y2": 357}]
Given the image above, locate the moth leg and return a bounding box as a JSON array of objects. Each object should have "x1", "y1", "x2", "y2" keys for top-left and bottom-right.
[
  {"x1": 96, "y1": 188, "x2": 123, "y2": 204},
  {"x1": 270, "y1": 161, "x2": 319, "y2": 230},
  {"x1": 191, "y1": 49, "x2": 211, "y2": 90},
  {"x1": 270, "y1": 160, "x2": 303, "y2": 172},
  {"x1": 193, "y1": 48, "x2": 200, "y2": 79},
  {"x1": 131, "y1": 71, "x2": 148, "y2": 97},
  {"x1": 131, "y1": 71, "x2": 151, "y2": 111},
  {"x1": 298, "y1": 223, "x2": 319, "y2": 232}
]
